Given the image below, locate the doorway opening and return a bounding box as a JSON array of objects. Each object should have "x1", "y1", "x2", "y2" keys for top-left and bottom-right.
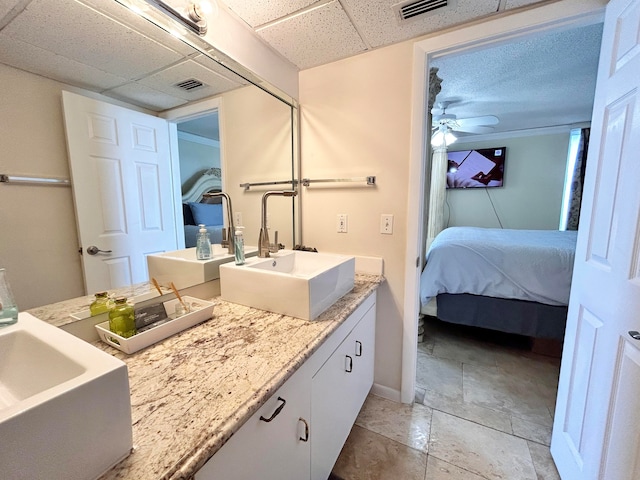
[{"x1": 402, "y1": 2, "x2": 606, "y2": 404}]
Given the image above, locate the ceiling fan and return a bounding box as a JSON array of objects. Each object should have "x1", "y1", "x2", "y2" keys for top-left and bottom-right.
[{"x1": 431, "y1": 101, "x2": 499, "y2": 136}]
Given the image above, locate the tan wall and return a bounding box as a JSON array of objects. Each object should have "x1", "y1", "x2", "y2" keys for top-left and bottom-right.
[
  {"x1": 447, "y1": 132, "x2": 571, "y2": 229},
  {"x1": 299, "y1": 42, "x2": 414, "y2": 393},
  {"x1": 0, "y1": 64, "x2": 85, "y2": 309},
  {"x1": 221, "y1": 86, "x2": 296, "y2": 249}
]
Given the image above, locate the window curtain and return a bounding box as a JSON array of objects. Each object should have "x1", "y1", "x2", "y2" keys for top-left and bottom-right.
[
  {"x1": 426, "y1": 145, "x2": 448, "y2": 248},
  {"x1": 425, "y1": 67, "x2": 444, "y2": 250},
  {"x1": 566, "y1": 128, "x2": 590, "y2": 230}
]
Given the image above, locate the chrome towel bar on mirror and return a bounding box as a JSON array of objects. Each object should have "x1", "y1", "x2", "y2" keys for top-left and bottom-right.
[
  {"x1": 0, "y1": 174, "x2": 70, "y2": 187},
  {"x1": 240, "y1": 179, "x2": 299, "y2": 191},
  {"x1": 301, "y1": 176, "x2": 376, "y2": 187},
  {"x1": 239, "y1": 176, "x2": 376, "y2": 191}
]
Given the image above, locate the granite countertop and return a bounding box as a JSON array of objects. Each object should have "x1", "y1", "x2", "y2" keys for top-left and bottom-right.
[{"x1": 30, "y1": 274, "x2": 383, "y2": 480}]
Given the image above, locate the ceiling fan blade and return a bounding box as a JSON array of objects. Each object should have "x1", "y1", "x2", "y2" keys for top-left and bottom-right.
[
  {"x1": 452, "y1": 125, "x2": 495, "y2": 134},
  {"x1": 456, "y1": 115, "x2": 499, "y2": 127}
]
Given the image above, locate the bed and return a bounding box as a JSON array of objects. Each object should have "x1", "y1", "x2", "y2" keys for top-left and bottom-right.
[
  {"x1": 420, "y1": 227, "x2": 578, "y2": 340},
  {"x1": 181, "y1": 169, "x2": 225, "y2": 248}
]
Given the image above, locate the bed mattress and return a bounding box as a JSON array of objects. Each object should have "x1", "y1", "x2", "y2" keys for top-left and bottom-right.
[{"x1": 420, "y1": 227, "x2": 578, "y2": 307}]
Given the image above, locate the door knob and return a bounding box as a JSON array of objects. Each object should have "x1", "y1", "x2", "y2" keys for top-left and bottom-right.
[
  {"x1": 629, "y1": 331, "x2": 640, "y2": 340},
  {"x1": 86, "y1": 245, "x2": 113, "y2": 255}
]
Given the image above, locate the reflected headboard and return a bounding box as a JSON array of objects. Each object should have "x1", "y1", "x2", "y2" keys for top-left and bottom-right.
[{"x1": 182, "y1": 168, "x2": 222, "y2": 203}]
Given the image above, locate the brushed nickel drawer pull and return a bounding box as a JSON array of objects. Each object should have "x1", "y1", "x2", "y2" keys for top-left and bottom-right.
[
  {"x1": 260, "y1": 397, "x2": 286, "y2": 422},
  {"x1": 299, "y1": 418, "x2": 309, "y2": 442}
]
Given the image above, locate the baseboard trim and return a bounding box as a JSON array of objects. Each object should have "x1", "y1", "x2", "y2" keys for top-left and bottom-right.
[{"x1": 371, "y1": 383, "x2": 401, "y2": 402}]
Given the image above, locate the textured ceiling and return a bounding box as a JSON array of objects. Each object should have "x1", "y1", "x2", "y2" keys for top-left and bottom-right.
[
  {"x1": 220, "y1": 0, "x2": 550, "y2": 70},
  {"x1": 0, "y1": 0, "x2": 249, "y2": 111},
  {"x1": 431, "y1": 22, "x2": 603, "y2": 137},
  {"x1": 0, "y1": 0, "x2": 603, "y2": 133}
]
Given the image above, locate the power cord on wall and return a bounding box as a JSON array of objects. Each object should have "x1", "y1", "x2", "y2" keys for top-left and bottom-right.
[
  {"x1": 445, "y1": 189, "x2": 452, "y2": 228},
  {"x1": 485, "y1": 188, "x2": 504, "y2": 229}
]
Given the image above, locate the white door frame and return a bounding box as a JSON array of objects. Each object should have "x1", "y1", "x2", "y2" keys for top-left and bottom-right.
[
  {"x1": 160, "y1": 98, "x2": 223, "y2": 250},
  {"x1": 401, "y1": 0, "x2": 607, "y2": 403}
]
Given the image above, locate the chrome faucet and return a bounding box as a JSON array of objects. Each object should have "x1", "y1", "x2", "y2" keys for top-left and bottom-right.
[
  {"x1": 202, "y1": 192, "x2": 235, "y2": 255},
  {"x1": 258, "y1": 190, "x2": 298, "y2": 258}
]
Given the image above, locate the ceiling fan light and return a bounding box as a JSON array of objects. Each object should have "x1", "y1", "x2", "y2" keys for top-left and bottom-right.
[{"x1": 431, "y1": 129, "x2": 457, "y2": 147}]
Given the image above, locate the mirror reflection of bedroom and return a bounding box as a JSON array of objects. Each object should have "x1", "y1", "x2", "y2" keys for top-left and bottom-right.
[
  {"x1": 174, "y1": 112, "x2": 224, "y2": 249},
  {"x1": 416, "y1": 21, "x2": 602, "y2": 439}
]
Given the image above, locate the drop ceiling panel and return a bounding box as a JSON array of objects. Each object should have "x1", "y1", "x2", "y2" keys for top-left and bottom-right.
[
  {"x1": 0, "y1": 33, "x2": 128, "y2": 90},
  {"x1": 138, "y1": 58, "x2": 244, "y2": 102},
  {"x1": 223, "y1": 0, "x2": 318, "y2": 27},
  {"x1": 79, "y1": 0, "x2": 195, "y2": 57},
  {"x1": 105, "y1": 82, "x2": 188, "y2": 112},
  {"x1": 2, "y1": 0, "x2": 186, "y2": 80},
  {"x1": 192, "y1": 54, "x2": 250, "y2": 86},
  {"x1": 257, "y1": 1, "x2": 367, "y2": 70},
  {"x1": 344, "y1": 0, "x2": 501, "y2": 48}
]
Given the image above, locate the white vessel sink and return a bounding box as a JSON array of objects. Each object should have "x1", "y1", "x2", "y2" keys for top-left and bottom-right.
[
  {"x1": 0, "y1": 313, "x2": 132, "y2": 480},
  {"x1": 147, "y1": 246, "x2": 258, "y2": 289},
  {"x1": 219, "y1": 250, "x2": 355, "y2": 320}
]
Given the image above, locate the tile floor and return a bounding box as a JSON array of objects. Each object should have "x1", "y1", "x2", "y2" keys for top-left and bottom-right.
[{"x1": 331, "y1": 318, "x2": 562, "y2": 480}]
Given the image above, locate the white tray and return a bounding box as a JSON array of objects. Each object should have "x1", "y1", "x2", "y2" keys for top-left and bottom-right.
[{"x1": 95, "y1": 296, "x2": 214, "y2": 354}]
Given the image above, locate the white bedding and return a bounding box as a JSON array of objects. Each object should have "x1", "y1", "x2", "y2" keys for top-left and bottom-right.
[{"x1": 420, "y1": 227, "x2": 578, "y2": 307}]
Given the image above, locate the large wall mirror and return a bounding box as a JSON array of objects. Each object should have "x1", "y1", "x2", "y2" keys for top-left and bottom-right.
[{"x1": 0, "y1": 0, "x2": 299, "y2": 308}]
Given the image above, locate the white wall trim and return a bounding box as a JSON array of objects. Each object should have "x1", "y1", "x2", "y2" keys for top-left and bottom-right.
[
  {"x1": 454, "y1": 122, "x2": 592, "y2": 145},
  {"x1": 371, "y1": 383, "x2": 402, "y2": 403},
  {"x1": 177, "y1": 130, "x2": 220, "y2": 147},
  {"x1": 401, "y1": 0, "x2": 607, "y2": 404}
]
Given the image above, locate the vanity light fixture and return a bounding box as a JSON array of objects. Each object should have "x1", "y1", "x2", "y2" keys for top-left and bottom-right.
[{"x1": 145, "y1": 0, "x2": 210, "y2": 35}]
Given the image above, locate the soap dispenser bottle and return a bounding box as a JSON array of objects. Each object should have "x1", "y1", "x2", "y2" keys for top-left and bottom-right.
[
  {"x1": 196, "y1": 224, "x2": 212, "y2": 260},
  {"x1": 234, "y1": 226, "x2": 245, "y2": 265}
]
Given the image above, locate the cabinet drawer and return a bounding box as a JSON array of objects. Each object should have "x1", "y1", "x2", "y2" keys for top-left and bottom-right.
[{"x1": 195, "y1": 366, "x2": 311, "y2": 480}]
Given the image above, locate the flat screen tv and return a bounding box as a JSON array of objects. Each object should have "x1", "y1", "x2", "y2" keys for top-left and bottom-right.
[{"x1": 446, "y1": 147, "x2": 506, "y2": 189}]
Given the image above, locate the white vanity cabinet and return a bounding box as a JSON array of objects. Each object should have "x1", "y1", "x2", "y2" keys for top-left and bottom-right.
[
  {"x1": 194, "y1": 364, "x2": 311, "y2": 479},
  {"x1": 310, "y1": 299, "x2": 376, "y2": 480},
  {"x1": 195, "y1": 291, "x2": 377, "y2": 480}
]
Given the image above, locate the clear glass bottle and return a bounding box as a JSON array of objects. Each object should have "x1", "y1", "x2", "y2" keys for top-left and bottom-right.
[
  {"x1": 196, "y1": 224, "x2": 212, "y2": 260},
  {"x1": 108, "y1": 297, "x2": 136, "y2": 338},
  {"x1": 0, "y1": 268, "x2": 18, "y2": 327},
  {"x1": 234, "y1": 226, "x2": 245, "y2": 265},
  {"x1": 90, "y1": 291, "x2": 112, "y2": 316}
]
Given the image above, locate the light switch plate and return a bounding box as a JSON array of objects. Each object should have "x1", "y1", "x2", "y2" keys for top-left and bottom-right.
[
  {"x1": 380, "y1": 214, "x2": 393, "y2": 234},
  {"x1": 337, "y1": 214, "x2": 348, "y2": 233}
]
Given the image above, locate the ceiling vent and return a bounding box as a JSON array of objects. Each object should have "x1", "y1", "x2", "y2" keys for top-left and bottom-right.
[
  {"x1": 393, "y1": 0, "x2": 455, "y2": 22},
  {"x1": 174, "y1": 78, "x2": 206, "y2": 92}
]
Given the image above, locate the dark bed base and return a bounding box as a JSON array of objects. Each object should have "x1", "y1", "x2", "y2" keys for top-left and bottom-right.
[{"x1": 436, "y1": 293, "x2": 567, "y2": 341}]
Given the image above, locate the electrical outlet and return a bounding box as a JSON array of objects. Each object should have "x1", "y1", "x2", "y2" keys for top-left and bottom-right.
[
  {"x1": 380, "y1": 214, "x2": 393, "y2": 234},
  {"x1": 337, "y1": 214, "x2": 348, "y2": 233},
  {"x1": 234, "y1": 212, "x2": 243, "y2": 226}
]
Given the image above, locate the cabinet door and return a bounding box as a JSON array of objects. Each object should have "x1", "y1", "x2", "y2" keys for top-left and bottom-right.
[
  {"x1": 311, "y1": 303, "x2": 376, "y2": 480},
  {"x1": 195, "y1": 366, "x2": 311, "y2": 480}
]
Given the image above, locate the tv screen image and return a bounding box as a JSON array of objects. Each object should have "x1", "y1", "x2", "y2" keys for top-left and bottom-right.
[{"x1": 446, "y1": 147, "x2": 506, "y2": 189}]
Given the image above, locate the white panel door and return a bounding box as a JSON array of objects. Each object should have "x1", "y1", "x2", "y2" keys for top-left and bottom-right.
[
  {"x1": 551, "y1": 0, "x2": 640, "y2": 478},
  {"x1": 62, "y1": 91, "x2": 178, "y2": 293}
]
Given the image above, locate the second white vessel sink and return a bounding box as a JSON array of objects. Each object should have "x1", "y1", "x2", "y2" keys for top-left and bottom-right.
[
  {"x1": 0, "y1": 313, "x2": 132, "y2": 480},
  {"x1": 147, "y1": 246, "x2": 258, "y2": 289},
  {"x1": 219, "y1": 250, "x2": 355, "y2": 320}
]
